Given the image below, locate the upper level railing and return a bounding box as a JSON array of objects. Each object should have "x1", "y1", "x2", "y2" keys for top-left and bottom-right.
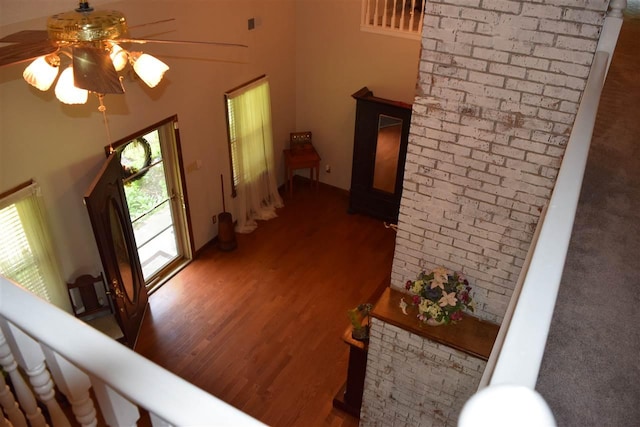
[
  {"x1": 360, "y1": 0, "x2": 425, "y2": 40},
  {"x1": 459, "y1": 1, "x2": 627, "y2": 424},
  {"x1": 0, "y1": 275, "x2": 265, "y2": 427}
]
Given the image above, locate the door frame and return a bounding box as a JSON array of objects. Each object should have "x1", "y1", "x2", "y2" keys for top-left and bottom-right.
[{"x1": 105, "y1": 115, "x2": 194, "y2": 292}]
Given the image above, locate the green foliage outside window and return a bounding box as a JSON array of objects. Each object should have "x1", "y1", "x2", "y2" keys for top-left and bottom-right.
[{"x1": 120, "y1": 132, "x2": 169, "y2": 221}]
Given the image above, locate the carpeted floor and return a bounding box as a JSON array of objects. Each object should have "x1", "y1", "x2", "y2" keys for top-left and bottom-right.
[{"x1": 536, "y1": 6, "x2": 640, "y2": 426}]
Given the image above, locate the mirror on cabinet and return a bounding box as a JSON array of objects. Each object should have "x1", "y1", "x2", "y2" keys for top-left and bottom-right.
[
  {"x1": 373, "y1": 114, "x2": 403, "y2": 194},
  {"x1": 349, "y1": 87, "x2": 412, "y2": 223}
]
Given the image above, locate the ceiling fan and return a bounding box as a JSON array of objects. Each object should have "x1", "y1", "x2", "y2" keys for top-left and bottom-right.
[{"x1": 0, "y1": 1, "x2": 247, "y2": 104}]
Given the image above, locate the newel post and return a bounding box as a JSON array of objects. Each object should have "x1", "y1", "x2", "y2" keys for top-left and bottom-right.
[{"x1": 609, "y1": 0, "x2": 627, "y2": 18}]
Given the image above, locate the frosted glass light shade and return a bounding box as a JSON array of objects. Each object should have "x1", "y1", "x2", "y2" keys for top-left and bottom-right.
[
  {"x1": 23, "y1": 56, "x2": 59, "y2": 91},
  {"x1": 109, "y1": 43, "x2": 128, "y2": 71},
  {"x1": 54, "y1": 67, "x2": 88, "y2": 104},
  {"x1": 132, "y1": 53, "x2": 169, "y2": 88}
]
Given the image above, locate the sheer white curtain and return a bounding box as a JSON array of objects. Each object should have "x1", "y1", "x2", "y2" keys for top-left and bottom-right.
[
  {"x1": 226, "y1": 77, "x2": 283, "y2": 233},
  {"x1": 0, "y1": 181, "x2": 69, "y2": 310}
]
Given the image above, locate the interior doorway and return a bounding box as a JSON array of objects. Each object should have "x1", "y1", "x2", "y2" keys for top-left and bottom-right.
[{"x1": 108, "y1": 116, "x2": 193, "y2": 293}]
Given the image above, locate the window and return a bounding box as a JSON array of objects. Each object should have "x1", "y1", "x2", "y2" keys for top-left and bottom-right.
[
  {"x1": 0, "y1": 181, "x2": 67, "y2": 308},
  {"x1": 226, "y1": 95, "x2": 241, "y2": 193},
  {"x1": 224, "y1": 75, "x2": 271, "y2": 195},
  {"x1": 360, "y1": 0, "x2": 425, "y2": 39},
  {"x1": 224, "y1": 75, "x2": 283, "y2": 233}
]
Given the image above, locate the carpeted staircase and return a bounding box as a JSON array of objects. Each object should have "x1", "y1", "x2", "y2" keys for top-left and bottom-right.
[{"x1": 536, "y1": 7, "x2": 640, "y2": 426}]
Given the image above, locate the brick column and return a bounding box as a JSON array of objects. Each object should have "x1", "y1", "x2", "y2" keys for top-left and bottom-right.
[
  {"x1": 392, "y1": 0, "x2": 609, "y2": 322},
  {"x1": 361, "y1": 319, "x2": 487, "y2": 426}
]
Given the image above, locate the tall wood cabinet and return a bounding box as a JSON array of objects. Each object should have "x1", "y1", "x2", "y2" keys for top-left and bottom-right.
[{"x1": 348, "y1": 87, "x2": 412, "y2": 223}]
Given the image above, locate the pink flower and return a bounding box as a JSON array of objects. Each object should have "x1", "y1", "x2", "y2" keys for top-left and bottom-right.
[
  {"x1": 405, "y1": 280, "x2": 412, "y2": 290},
  {"x1": 451, "y1": 311, "x2": 463, "y2": 321},
  {"x1": 438, "y1": 290, "x2": 457, "y2": 307},
  {"x1": 412, "y1": 295, "x2": 421, "y2": 305}
]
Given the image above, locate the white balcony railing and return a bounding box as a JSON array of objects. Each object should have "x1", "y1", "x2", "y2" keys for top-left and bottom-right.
[
  {"x1": 459, "y1": 1, "x2": 627, "y2": 425},
  {"x1": 0, "y1": 275, "x2": 265, "y2": 427},
  {"x1": 360, "y1": 0, "x2": 425, "y2": 39}
]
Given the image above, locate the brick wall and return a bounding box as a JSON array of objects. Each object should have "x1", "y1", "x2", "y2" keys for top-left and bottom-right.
[
  {"x1": 359, "y1": 1, "x2": 612, "y2": 425},
  {"x1": 360, "y1": 318, "x2": 487, "y2": 426},
  {"x1": 391, "y1": 0, "x2": 610, "y2": 323}
]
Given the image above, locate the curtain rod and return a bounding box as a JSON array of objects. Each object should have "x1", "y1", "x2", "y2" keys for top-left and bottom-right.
[
  {"x1": 225, "y1": 74, "x2": 268, "y2": 98},
  {"x1": 0, "y1": 179, "x2": 38, "y2": 210}
]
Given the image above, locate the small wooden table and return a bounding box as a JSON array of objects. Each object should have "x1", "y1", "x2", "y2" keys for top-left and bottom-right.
[{"x1": 283, "y1": 148, "x2": 321, "y2": 197}]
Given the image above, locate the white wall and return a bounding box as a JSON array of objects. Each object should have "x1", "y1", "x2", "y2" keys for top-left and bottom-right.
[
  {"x1": 0, "y1": 0, "x2": 296, "y2": 298},
  {"x1": 294, "y1": 0, "x2": 421, "y2": 190},
  {"x1": 0, "y1": 0, "x2": 420, "y2": 310}
]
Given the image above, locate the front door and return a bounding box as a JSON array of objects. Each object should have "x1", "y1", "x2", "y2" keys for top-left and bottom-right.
[
  {"x1": 84, "y1": 152, "x2": 148, "y2": 347},
  {"x1": 110, "y1": 117, "x2": 193, "y2": 292}
]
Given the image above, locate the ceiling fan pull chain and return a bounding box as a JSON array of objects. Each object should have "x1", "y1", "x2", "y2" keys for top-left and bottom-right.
[{"x1": 97, "y1": 94, "x2": 114, "y2": 152}]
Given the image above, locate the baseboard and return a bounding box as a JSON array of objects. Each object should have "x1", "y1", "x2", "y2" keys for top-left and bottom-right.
[{"x1": 197, "y1": 179, "x2": 350, "y2": 257}]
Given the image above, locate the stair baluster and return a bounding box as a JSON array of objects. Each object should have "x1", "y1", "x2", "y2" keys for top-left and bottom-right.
[
  {"x1": 149, "y1": 413, "x2": 171, "y2": 427},
  {"x1": 0, "y1": 324, "x2": 46, "y2": 427},
  {"x1": 1, "y1": 320, "x2": 70, "y2": 427},
  {"x1": 42, "y1": 345, "x2": 98, "y2": 427},
  {"x1": 91, "y1": 378, "x2": 140, "y2": 427},
  {"x1": 0, "y1": 366, "x2": 27, "y2": 427}
]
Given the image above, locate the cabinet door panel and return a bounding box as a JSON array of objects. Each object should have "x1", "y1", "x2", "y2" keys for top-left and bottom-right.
[{"x1": 349, "y1": 87, "x2": 412, "y2": 223}]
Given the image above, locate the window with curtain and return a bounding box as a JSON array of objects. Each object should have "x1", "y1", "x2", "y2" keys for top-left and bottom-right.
[
  {"x1": 225, "y1": 75, "x2": 283, "y2": 233},
  {"x1": 0, "y1": 180, "x2": 68, "y2": 309}
]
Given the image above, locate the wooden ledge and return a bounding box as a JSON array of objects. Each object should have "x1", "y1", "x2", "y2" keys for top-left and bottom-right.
[
  {"x1": 371, "y1": 288, "x2": 500, "y2": 361},
  {"x1": 341, "y1": 325, "x2": 368, "y2": 351}
]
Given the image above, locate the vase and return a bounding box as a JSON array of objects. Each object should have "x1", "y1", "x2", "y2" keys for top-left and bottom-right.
[
  {"x1": 351, "y1": 325, "x2": 370, "y2": 342},
  {"x1": 426, "y1": 318, "x2": 445, "y2": 326}
]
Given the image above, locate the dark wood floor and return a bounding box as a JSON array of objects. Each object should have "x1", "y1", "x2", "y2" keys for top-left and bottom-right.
[{"x1": 135, "y1": 181, "x2": 397, "y2": 427}]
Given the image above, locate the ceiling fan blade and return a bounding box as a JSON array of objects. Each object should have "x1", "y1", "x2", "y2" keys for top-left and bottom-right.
[
  {"x1": 0, "y1": 40, "x2": 57, "y2": 68},
  {"x1": 0, "y1": 30, "x2": 49, "y2": 44},
  {"x1": 72, "y1": 46, "x2": 124, "y2": 94},
  {"x1": 128, "y1": 18, "x2": 176, "y2": 32},
  {"x1": 117, "y1": 37, "x2": 248, "y2": 49}
]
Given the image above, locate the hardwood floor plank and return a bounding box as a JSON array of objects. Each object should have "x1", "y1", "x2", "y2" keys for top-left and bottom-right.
[{"x1": 135, "y1": 182, "x2": 396, "y2": 426}]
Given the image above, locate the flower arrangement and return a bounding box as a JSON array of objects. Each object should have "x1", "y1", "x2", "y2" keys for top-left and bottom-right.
[{"x1": 404, "y1": 266, "x2": 474, "y2": 325}]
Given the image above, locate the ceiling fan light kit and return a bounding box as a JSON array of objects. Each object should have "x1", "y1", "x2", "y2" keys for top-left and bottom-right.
[
  {"x1": 2, "y1": 0, "x2": 247, "y2": 121},
  {"x1": 129, "y1": 52, "x2": 169, "y2": 88},
  {"x1": 22, "y1": 55, "x2": 60, "y2": 91},
  {"x1": 17, "y1": 1, "x2": 170, "y2": 105},
  {"x1": 109, "y1": 43, "x2": 128, "y2": 71},
  {"x1": 55, "y1": 66, "x2": 89, "y2": 104}
]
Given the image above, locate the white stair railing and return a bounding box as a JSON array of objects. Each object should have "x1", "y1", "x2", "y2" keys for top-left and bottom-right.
[
  {"x1": 2, "y1": 321, "x2": 70, "y2": 427},
  {"x1": 0, "y1": 367, "x2": 26, "y2": 427},
  {"x1": 0, "y1": 326, "x2": 46, "y2": 427},
  {"x1": 459, "y1": 1, "x2": 627, "y2": 425},
  {"x1": 361, "y1": 0, "x2": 425, "y2": 39},
  {"x1": 0, "y1": 275, "x2": 265, "y2": 427}
]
